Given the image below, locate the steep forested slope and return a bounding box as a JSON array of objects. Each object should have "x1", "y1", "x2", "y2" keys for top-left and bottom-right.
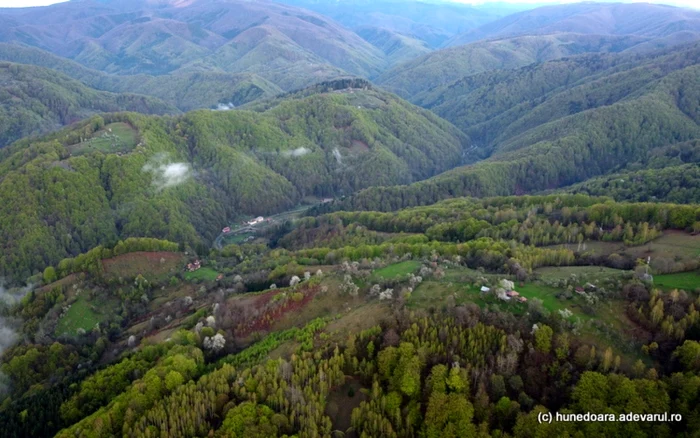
[
  {"x1": 375, "y1": 33, "x2": 663, "y2": 99},
  {"x1": 0, "y1": 62, "x2": 177, "y2": 148},
  {"x1": 324, "y1": 45, "x2": 700, "y2": 213},
  {"x1": 561, "y1": 140, "x2": 700, "y2": 204},
  {"x1": 421, "y1": 44, "x2": 700, "y2": 158},
  {"x1": 355, "y1": 26, "x2": 432, "y2": 67},
  {"x1": 0, "y1": 43, "x2": 282, "y2": 111},
  {"x1": 0, "y1": 80, "x2": 468, "y2": 280}
]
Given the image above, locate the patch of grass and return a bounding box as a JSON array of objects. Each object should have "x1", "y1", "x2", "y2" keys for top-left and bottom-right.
[
  {"x1": 55, "y1": 296, "x2": 109, "y2": 337},
  {"x1": 654, "y1": 271, "x2": 700, "y2": 292},
  {"x1": 373, "y1": 260, "x2": 420, "y2": 279},
  {"x1": 545, "y1": 232, "x2": 700, "y2": 265},
  {"x1": 407, "y1": 281, "x2": 525, "y2": 314},
  {"x1": 103, "y1": 252, "x2": 184, "y2": 283},
  {"x1": 535, "y1": 266, "x2": 630, "y2": 282},
  {"x1": 185, "y1": 267, "x2": 220, "y2": 281},
  {"x1": 68, "y1": 123, "x2": 139, "y2": 156},
  {"x1": 224, "y1": 233, "x2": 255, "y2": 245}
]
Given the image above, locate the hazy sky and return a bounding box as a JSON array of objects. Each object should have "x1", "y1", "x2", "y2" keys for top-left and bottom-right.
[{"x1": 0, "y1": 0, "x2": 697, "y2": 8}]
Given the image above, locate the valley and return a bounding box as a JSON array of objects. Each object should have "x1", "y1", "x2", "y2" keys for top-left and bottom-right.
[{"x1": 0, "y1": 0, "x2": 698, "y2": 437}]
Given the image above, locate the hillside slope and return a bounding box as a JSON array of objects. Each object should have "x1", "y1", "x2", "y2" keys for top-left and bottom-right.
[
  {"x1": 0, "y1": 79, "x2": 468, "y2": 280},
  {"x1": 0, "y1": 61, "x2": 177, "y2": 148},
  {"x1": 355, "y1": 26, "x2": 432, "y2": 67},
  {"x1": 324, "y1": 45, "x2": 700, "y2": 213}
]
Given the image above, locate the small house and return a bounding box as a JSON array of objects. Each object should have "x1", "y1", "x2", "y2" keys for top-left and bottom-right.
[
  {"x1": 575, "y1": 287, "x2": 585, "y2": 295},
  {"x1": 247, "y1": 216, "x2": 264, "y2": 226},
  {"x1": 480, "y1": 286, "x2": 490, "y2": 293},
  {"x1": 518, "y1": 296, "x2": 528, "y2": 303},
  {"x1": 506, "y1": 290, "x2": 520, "y2": 298},
  {"x1": 187, "y1": 260, "x2": 201, "y2": 272},
  {"x1": 222, "y1": 227, "x2": 231, "y2": 233}
]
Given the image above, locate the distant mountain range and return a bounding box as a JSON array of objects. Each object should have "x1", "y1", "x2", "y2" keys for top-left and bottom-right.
[
  {"x1": 446, "y1": 2, "x2": 700, "y2": 46},
  {"x1": 0, "y1": 0, "x2": 385, "y2": 86}
]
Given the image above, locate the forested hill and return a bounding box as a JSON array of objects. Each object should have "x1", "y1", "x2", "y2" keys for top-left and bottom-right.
[
  {"x1": 319, "y1": 44, "x2": 700, "y2": 213},
  {"x1": 375, "y1": 33, "x2": 671, "y2": 100},
  {"x1": 419, "y1": 43, "x2": 700, "y2": 159},
  {"x1": 0, "y1": 62, "x2": 178, "y2": 148},
  {"x1": 0, "y1": 43, "x2": 282, "y2": 112},
  {"x1": 554, "y1": 140, "x2": 700, "y2": 204},
  {"x1": 0, "y1": 80, "x2": 468, "y2": 281}
]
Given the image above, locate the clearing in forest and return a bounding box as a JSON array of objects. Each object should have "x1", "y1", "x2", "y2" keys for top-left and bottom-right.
[{"x1": 68, "y1": 122, "x2": 139, "y2": 156}]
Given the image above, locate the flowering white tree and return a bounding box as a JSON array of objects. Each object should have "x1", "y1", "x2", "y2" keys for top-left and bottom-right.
[
  {"x1": 369, "y1": 284, "x2": 381, "y2": 297},
  {"x1": 379, "y1": 289, "x2": 394, "y2": 301},
  {"x1": 289, "y1": 276, "x2": 301, "y2": 287},
  {"x1": 206, "y1": 315, "x2": 216, "y2": 327},
  {"x1": 558, "y1": 308, "x2": 573, "y2": 319},
  {"x1": 500, "y1": 279, "x2": 515, "y2": 290},
  {"x1": 304, "y1": 271, "x2": 311, "y2": 281},
  {"x1": 203, "y1": 333, "x2": 226, "y2": 353},
  {"x1": 341, "y1": 275, "x2": 359, "y2": 297},
  {"x1": 408, "y1": 274, "x2": 423, "y2": 289}
]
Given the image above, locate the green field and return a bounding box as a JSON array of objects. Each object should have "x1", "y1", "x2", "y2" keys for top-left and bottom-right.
[
  {"x1": 55, "y1": 296, "x2": 107, "y2": 337},
  {"x1": 223, "y1": 233, "x2": 255, "y2": 245},
  {"x1": 544, "y1": 232, "x2": 700, "y2": 261},
  {"x1": 654, "y1": 271, "x2": 700, "y2": 292},
  {"x1": 373, "y1": 261, "x2": 421, "y2": 279},
  {"x1": 535, "y1": 266, "x2": 630, "y2": 282},
  {"x1": 68, "y1": 123, "x2": 139, "y2": 156},
  {"x1": 185, "y1": 267, "x2": 220, "y2": 281}
]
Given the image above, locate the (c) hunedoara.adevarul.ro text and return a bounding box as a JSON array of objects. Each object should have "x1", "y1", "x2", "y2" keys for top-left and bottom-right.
[{"x1": 537, "y1": 411, "x2": 683, "y2": 424}]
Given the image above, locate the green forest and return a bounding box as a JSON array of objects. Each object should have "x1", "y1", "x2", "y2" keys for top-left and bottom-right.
[
  {"x1": 0, "y1": 2, "x2": 699, "y2": 437},
  {"x1": 0, "y1": 79, "x2": 467, "y2": 281},
  {"x1": 0, "y1": 194, "x2": 698, "y2": 438}
]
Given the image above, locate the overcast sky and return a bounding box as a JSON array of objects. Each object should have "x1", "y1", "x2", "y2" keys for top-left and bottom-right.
[{"x1": 0, "y1": 0, "x2": 697, "y2": 8}]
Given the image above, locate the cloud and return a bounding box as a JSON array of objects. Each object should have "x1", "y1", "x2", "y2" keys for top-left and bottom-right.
[
  {"x1": 142, "y1": 153, "x2": 193, "y2": 191},
  {"x1": 282, "y1": 147, "x2": 311, "y2": 158}
]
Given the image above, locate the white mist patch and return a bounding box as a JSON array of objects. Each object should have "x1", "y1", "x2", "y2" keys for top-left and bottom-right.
[
  {"x1": 282, "y1": 147, "x2": 311, "y2": 158},
  {"x1": 332, "y1": 148, "x2": 343, "y2": 164},
  {"x1": 214, "y1": 102, "x2": 235, "y2": 111},
  {"x1": 0, "y1": 320, "x2": 17, "y2": 355},
  {"x1": 142, "y1": 154, "x2": 193, "y2": 192},
  {"x1": 0, "y1": 282, "x2": 24, "y2": 397}
]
